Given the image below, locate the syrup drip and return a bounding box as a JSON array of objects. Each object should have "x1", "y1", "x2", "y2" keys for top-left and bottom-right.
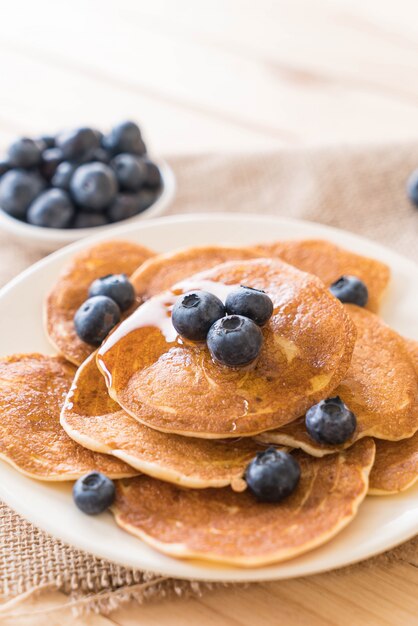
[{"x1": 98, "y1": 278, "x2": 239, "y2": 358}]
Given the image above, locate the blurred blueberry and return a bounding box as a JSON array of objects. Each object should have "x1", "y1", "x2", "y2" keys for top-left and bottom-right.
[
  {"x1": 143, "y1": 159, "x2": 161, "y2": 189},
  {"x1": 56, "y1": 127, "x2": 99, "y2": 161},
  {"x1": 102, "y1": 121, "x2": 146, "y2": 156},
  {"x1": 136, "y1": 188, "x2": 159, "y2": 212},
  {"x1": 27, "y1": 189, "x2": 75, "y2": 228},
  {"x1": 91, "y1": 148, "x2": 110, "y2": 164},
  {"x1": 107, "y1": 193, "x2": 141, "y2": 222},
  {"x1": 111, "y1": 153, "x2": 147, "y2": 191},
  {"x1": 37, "y1": 134, "x2": 56, "y2": 149},
  {"x1": 0, "y1": 159, "x2": 10, "y2": 177},
  {"x1": 40, "y1": 148, "x2": 63, "y2": 180},
  {"x1": 0, "y1": 169, "x2": 45, "y2": 218},
  {"x1": 406, "y1": 169, "x2": 418, "y2": 208},
  {"x1": 70, "y1": 162, "x2": 118, "y2": 210},
  {"x1": 8, "y1": 137, "x2": 42, "y2": 168},
  {"x1": 51, "y1": 161, "x2": 77, "y2": 190}
]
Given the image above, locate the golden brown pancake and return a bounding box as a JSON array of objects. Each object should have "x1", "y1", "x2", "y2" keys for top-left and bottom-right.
[
  {"x1": 97, "y1": 258, "x2": 356, "y2": 438},
  {"x1": 256, "y1": 311, "x2": 418, "y2": 455},
  {"x1": 112, "y1": 439, "x2": 375, "y2": 567},
  {"x1": 131, "y1": 245, "x2": 259, "y2": 300},
  {"x1": 368, "y1": 340, "x2": 418, "y2": 495},
  {"x1": 61, "y1": 353, "x2": 264, "y2": 489},
  {"x1": 45, "y1": 240, "x2": 154, "y2": 366},
  {"x1": 0, "y1": 354, "x2": 135, "y2": 480},
  {"x1": 369, "y1": 432, "x2": 418, "y2": 495},
  {"x1": 255, "y1": 239, "x2": 390, "y2": 313}
]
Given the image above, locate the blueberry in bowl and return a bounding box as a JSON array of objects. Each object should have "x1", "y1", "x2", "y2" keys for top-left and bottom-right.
[{"x1": 0, "y1": 120, "x2": 175, "y2": 250}]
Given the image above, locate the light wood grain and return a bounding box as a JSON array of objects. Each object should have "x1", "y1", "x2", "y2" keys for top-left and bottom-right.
[{"x1": 1, "y1": 0, "x2": 418, "y2": 624}]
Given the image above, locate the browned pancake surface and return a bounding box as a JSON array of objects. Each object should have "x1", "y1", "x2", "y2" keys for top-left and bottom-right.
[
  {"x1": 131, "y1": 245, "x2": 259, "y2": 300},
  {"x1": 255, "y1": 239, "x2": 390, "y2": 313},
  {"x1": 0, "y1": 354, "x2": 134, "y2": 480},
  {"x1": 256, "y1": 308, "x2": 418, "y2": 454},
  {"x1": 369, "y1": 432, "x2": 418, "y2": 494},
  {"x1": 99, "y1": 259, "x2": 356, "y2": 438},
  {"x1": 369, "y1": 340, "x2": 418, "y2": 494},
  {"x1": 45, "y1": 240, "x2": 154, "y2": 365},
  {"x1": 61, "y1": 353, "x2": 264, "y2": 488},
  {"x1": 112, "y1": 439, "x2": 375, "y2": 567}
]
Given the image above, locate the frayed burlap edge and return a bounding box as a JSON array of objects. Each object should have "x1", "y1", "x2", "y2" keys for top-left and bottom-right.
[
  {"x1": 1, "y1": 502, "x2": 417, "y2": 617},
  {"x1": 0, "y1": 503, "x2": 234, "y2": 617}
]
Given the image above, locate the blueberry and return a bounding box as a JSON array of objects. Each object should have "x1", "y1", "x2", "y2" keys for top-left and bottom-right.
[
  {"x1": 136, "y1": 188, "x2": 159, "y2": 212},
  {"x1": 329, "y1": 275, "x2": 368, "y2": 307},
  {"x1": 73, "y1": 471, "x2": 115, "y2": 515},
  {"x1": 89, "y1": 274, "x2": 135, "y2": 311},
  {"x1": 0, "y1": 159, "x2": 10, "y2": 177},
  {"x1": 37, "y1": 134, "x2": 55, "y2": 149},
  {"x1": 92, "y1": 128, "x2": 104, "y2": 144},
  {"x1": 51, "y1": 161, "x2": 77, "y2": 189},
  {"x1": 40, "y1": 147, "x2": 64, "y2": 180},
  {"x1": 74, "y1": 295, "x2": 121, "y2": 345},
  {"x1": 27, "y1": 189, "x2": 75, "y2": 228},
  {"x1": 245, "y1": 448, "x2": 300, "y2": 503},
  {"x1": 91, "y1": 147, "x2": 110, "y2": 164},
  {"x1": 0, "y1": 169, "x2": 45, "y2": 218},
  {"x1": 56, "y1": 127, "x2": 99, "y2": 161},
  {"x1": 143, "y1": 159, "x2": 161, "y2": 189},
  {"x1": 172, "y1": 291, "x2": 225, "y2": 341},
  {"x1": 70, "y1": 163, "x2": 118, "y2": 210},
  {"x1": 407, "y1": 169, "x2": 418, "y2": 207},
  {"x1": 225, "y1": 286, "x2": 273, "y2": 326},
  {"x1": 73, "y1": 211, "x2": 109, "y2": 229},
  {"x1": 305, "y1": 396, "x2": 357, "y2": 445},
  {"x1": 8, "y1": 137, "x2": 42, "y2": 168},
  {"x1": 207, "y1": 315, "x2": 263, "y2": 367},
  {"x1": 111, "y1": 153, "x2": 147, "y2": 191},
  {"x1": 102, "y1": 121, "x2": 146, "y2": 156},
  {"x1": 107, "y1": 193, "x2": 142, "y2": 222}
]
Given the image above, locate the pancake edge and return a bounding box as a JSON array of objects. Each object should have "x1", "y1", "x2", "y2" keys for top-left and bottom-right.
[
  {"x1": 111, "y1": 440, "x2": 376, "y2": 568},
  {"x1": 0, "y1": 450, "x2": 136, "y2": 481},
  {"x1": 61, "y1": 411, "x2": 255, "y2": 489}
]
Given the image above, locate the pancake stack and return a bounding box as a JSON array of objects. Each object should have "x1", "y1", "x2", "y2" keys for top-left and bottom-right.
[{"x1": 1, "y1": 237, "x2": 417, "y2": 568}]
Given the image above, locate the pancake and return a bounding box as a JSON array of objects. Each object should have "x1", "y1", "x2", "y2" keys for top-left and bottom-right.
[
  {"x1": 256, "y1": 311, "x2": 418, "y2": 455},
  {"x1": 61, "y1": 353, "x2": 265, "y2": 489},
  {"x1": 255, "y1": 239, "x2": 390, "y2": 313},
  {"x1": 131, "y1": 245, "x2": 259, "y2": 300},
  {"x1": 369, "y1": 432, "x2": 418, "y2": 495},
  {"x1": 368, "y1": 340, "x2": 418, "y2": 495},
  {"x1": 0, "y1": 354, "x2": 135, "y2": 480},
  {"x1": 97, "y1": 258, "x2": 356, "y2": 438},
  {"x1": 112, "y1": 439, "x2": 375, "y2": 567},
  {"x1": 45, "y1": 240, "x2": 154, "y2": 366}
]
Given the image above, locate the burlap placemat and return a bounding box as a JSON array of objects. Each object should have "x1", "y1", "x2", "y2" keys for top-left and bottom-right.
[{"x1": 1, "y1": 144, "x2": 418, "y2": 615}]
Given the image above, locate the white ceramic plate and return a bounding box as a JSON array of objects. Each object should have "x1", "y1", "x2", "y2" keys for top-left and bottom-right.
[
  {"x1": 0, "y1": 213, "x2": 417, "y2": 582},
  {"x1": 0, "y1": 160, "x2": 176, "y2": 252}
]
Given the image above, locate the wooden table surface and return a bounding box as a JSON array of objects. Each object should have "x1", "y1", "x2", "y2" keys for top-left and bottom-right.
[{"x1": 1, "y1": 0, "x2": 418, "y2": 624}]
